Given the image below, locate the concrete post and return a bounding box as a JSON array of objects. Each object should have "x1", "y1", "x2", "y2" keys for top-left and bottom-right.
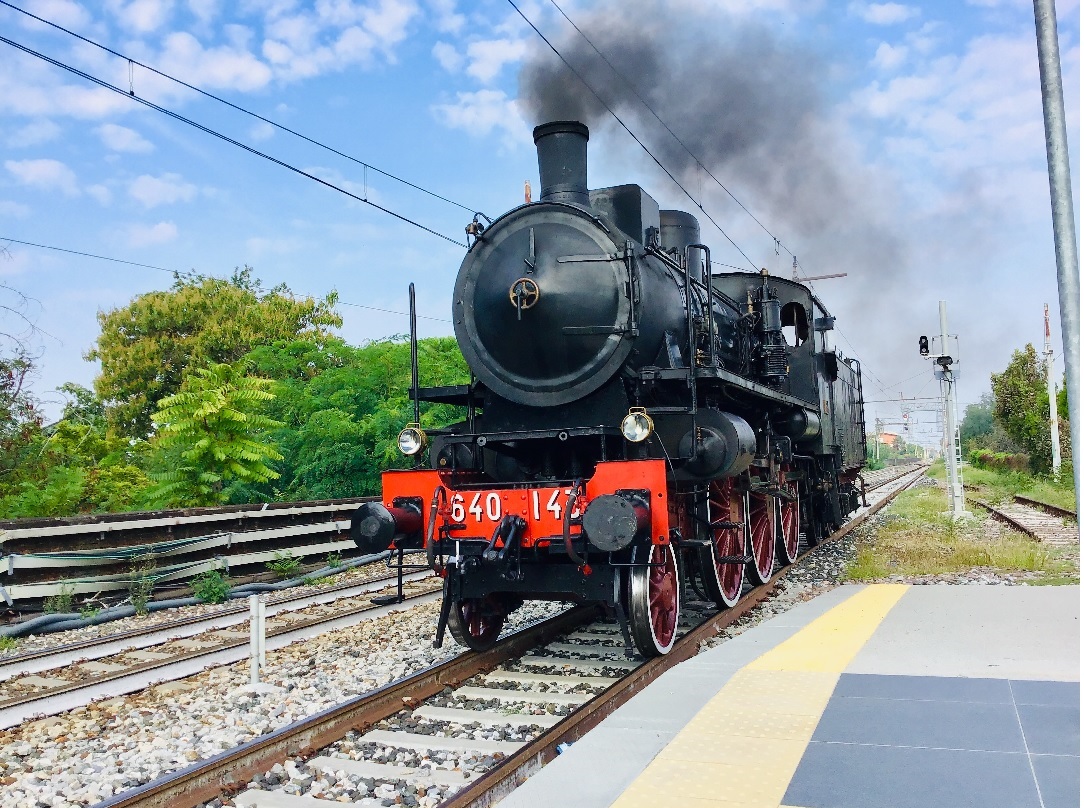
[
  {"x1": 249, "y1": 594, "x2": 260, "y2": 685},
  {"x1": 1044, "y1": 304, "x2": 1062, "y2": 475},
  {"x1": 940, "y1": 302, "x2": 966, "y2": 519}
]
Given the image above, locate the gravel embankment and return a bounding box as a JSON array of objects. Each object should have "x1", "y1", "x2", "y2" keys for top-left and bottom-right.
[{"x1": 0, "y1": 599, "x2": 565, "y2": 808}]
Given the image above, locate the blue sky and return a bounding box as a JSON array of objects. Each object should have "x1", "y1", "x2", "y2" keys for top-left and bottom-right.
[{"x1": 0, "y1": 0, "x2": 1078, "y2": 449}]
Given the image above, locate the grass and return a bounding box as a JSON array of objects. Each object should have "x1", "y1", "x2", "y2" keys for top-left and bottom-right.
[
  {"x1": 0, "y1": 636, "x2": 17, "y2": 652},
  {"x1": 844, "y1": 485, "x2": 1078, "y2": 584},
  {"x1": 962, "y1": 466, "x2": 1076, "y2": 512}
]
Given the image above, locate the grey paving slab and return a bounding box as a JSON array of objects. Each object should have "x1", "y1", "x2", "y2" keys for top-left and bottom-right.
[
  {"x1": 847, "y1": 585, "x2": 1080, "y2": 681},
  {"x1": 834, "y1": 672, "x2": 1013, "y2": 703},
  {"x1": 1031, "y1": 753, "x2": 1082, "y2": 808},
  {"x1": 1016, "y1": 702, "x2": 1080, "y2": 756},
  {"x1": 1012, "y1": 678, "x2": 1081, "y2": 706},
  {"x1": 811, "y1": 696, "x2": 1027, "y2": 752},
  {"x1": 495, "y1": 727, "x2": 672, "y2": 808},
  {"x1": 784, "y1": 742, "x2": 1042, "y2": 808}
]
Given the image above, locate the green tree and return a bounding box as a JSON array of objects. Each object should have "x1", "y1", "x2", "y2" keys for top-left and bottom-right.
[
  {"x1": 235, "y1": 336, "x2": 470, "y2": 501},
  {"x1": 960, "y1": 394, "x2": 995, "y2": 453},
  {"x1": 990, "y1": 344, "x2": 1052, "y2": 473},
  {"x1": 0, "y1": 351, "x2": 43, "y2": 484},
  {"x1": 88, "y1": 268, "x2": 340, "y2": 438},
  {"x1": 145, "y1": 363, "x2": 284, "y2": 507}
]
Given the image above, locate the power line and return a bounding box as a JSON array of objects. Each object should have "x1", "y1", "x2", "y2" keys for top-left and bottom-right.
[
  {"x1": 506, "y1": 0, "x2": 758, "y2": 271},
  {"x1": 545, "y1": 0, "x2": 796, "y2": 259},
  {"x1": 0, "y1": 236, "x2": 452, "y2": 323},
  {"x1": 0, "y1": 0, "x2": 482, "y2": 219},
  {"x1": 0, "y1": 34, "x2": 466, "y2": 248}
]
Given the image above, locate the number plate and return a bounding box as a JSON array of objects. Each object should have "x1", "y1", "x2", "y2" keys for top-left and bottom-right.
[{"x1": 448, "y1": 488, "x2": 581, "y2": 528}]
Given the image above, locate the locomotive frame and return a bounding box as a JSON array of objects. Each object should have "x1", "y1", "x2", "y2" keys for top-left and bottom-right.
[{"x1": 351, "y1": 121, "x2": 867, "y2": 657}]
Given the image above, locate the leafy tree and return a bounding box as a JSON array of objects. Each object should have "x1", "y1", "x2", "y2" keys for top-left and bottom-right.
[
  {"x1": 960, "y1": 394, "x2": 995, "y2": 453},
  {"x1": 990, "y1": 344, "x2": 1053, "y2": 473},
  {"x1": 145, "y1": 362, "x2": 284, "y2": 507},
  {"x1": 88, "y1": 268, "x2": 340, "y2": 438},
  {"x1": 0, "y1": 351, "x2": 43, "y2": 484},
  {"x1": 236, "y1": 336, "x2": 469, "y2": 501}
]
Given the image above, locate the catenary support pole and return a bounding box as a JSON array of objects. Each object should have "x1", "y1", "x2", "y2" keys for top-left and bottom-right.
[
  {"x1": 1044, "y1": 304, "x2": 1062, "y2": 475},
  {"x1": 940, "y1": 302, "x2": 966, "y2": 519},
  {"x1": 1033, "y1": 0, "x2": 1080, "y2": 510}
]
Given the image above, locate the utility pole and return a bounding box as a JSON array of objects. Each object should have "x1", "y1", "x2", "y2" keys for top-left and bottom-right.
[
  {"x1": 1033, "y1": 0, "x2": 1079, "y2": 510},
  {"x1": 874, "y1": 417, "x2": 881, "y2": 461},
  {"x1": 936, "y1": 302, "x2": 966, "y2": 518},
  {"x1": 1044, "y1": 304, "x2": 1062, "y2": 475}
]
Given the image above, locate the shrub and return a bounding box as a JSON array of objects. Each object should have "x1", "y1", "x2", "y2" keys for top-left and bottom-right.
[
  {"x1": 129, "y1": 555, "x2": 156, "y2": 615},
  {"x1": 969, "y1": 449, "x2": 1030, "y2": 474},
  {"x1": 191, "y1": 569, "x2": 231, "y2": 603},
  {"x1": 43, "y1": 585, "x2": 74, "y2": 614},
  {"x1": 266, "y1": 551, "x2": 301, "y2": 580}
]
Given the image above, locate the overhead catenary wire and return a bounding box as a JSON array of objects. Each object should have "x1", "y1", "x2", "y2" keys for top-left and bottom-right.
[
  {"x1": 0, "y1": 34, "x2": 466, "y2": 248},
  {"x1": 0, "y1": 236, "x2": 453, "y2": 323},
  {"x1": 506, "y1": 0, "x2": 758, "y2": 271},
  {"x1": 0, "y1": 0, "x2": 481, "y2": 218}
]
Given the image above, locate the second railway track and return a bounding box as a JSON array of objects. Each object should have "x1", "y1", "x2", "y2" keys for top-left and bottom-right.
[
  {"x1": 967, "y1": 494, "x2": 1077, "y2": 547},
  {"x1": 92, "y1": 463, "x2": 926, "y2": 808}
]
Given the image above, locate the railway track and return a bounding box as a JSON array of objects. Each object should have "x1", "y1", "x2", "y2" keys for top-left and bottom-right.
[
  {"x1": 92, "y1": 463, "x2": 926, "y2": 808},
  {"x1": 967, "y1": 495, "x2": 1078, "y2": 547},
  {"x1": 0, "y1": 571, "x2": 440, "y2": 730}
]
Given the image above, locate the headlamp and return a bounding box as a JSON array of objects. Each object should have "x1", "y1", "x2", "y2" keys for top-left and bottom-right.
[
  {"x1": 621, "y1": 407, "x2": 654, "y2": 443},
  {"x1": 397, "y1": 423, "x2": 427, "y2": 456}
]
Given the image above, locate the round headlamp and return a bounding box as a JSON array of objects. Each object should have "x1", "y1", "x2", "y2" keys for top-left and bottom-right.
[
  {"x1": 397, "y1": 424, "x2": 427, "y2": 456},
  {"x1": 621, "y1": 407, "x2": 654, "y2": 443}
]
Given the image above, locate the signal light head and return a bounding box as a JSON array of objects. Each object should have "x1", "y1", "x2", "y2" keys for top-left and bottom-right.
[
  {"x1": 919, "y1": 335, "x2": 929, "y2": 356},
  {"x1": 397, "y1": 423, "x2": 427, "y2": 456},
  {"x1": 621, "y1": 407, "x2": 654, "y2": 443}
]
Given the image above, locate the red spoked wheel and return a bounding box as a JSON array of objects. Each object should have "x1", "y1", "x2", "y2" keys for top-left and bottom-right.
[
  {"x1": 702, "y1": 478, "x2": 746, "y2": 608},
  {"x1": 746, "y1": 487, "x2": 776, "y2": 585},
  {"x1": 776, "y1": 466, "x2": 801, "y2": 565},
  {"x1": 628, "y1": 543, "x2": 680, "y2": 657},
  {"x1": 446, "y1": 595, "x2": 506, "y2": 651}
]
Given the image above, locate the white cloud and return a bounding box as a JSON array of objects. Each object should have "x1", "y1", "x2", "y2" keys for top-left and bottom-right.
[
  {"x1": 850, "y1": 2, "x2": 919, "y2": 24},
  {"x1": 5, "y1": 158, "x2": 80, "y2": 196},
  {"x1": 432, "y1": 41, "x2": 463, "y2": 72},
  {"x1": 106, "y1": 0, "x2": 176, "y2": 33},
  {"x1": 7, "y1": 119, "x2": 62, "y2": 147},
  {"x1": 0, "y1": 201, "x2": 31, "y2": 218},
  {"x1": 465, "y1": 38, "x2": 528, "y2": 83},
  {"x1": 86, "y1": 184, "x2": 112, "y2": 205},
  {"x1": 428, "y1": 0, "x2": 464, "y2": 33},
  {"x1": 187, "y1": 0, "x2": 219, "y2": 23},
  {"x1": 872, "y1": 42, "x2": 908, "y2": 71},
  {"x1": 19, "y1": 0, "x2": 92, "y2": 29},
  {"x1": 128, "y1": 173, "x2": 198, "y2": 207},
  {"x1": 95, "y1": 123, "x2": 155, "y2": 153},
  {"x1": 432, "y1": 89, "x2": 530, "y2": 145},
  {"x1": 158, "y1": 32, "x2": 273, "y2": 91},
  {"x1": 249, "y1": 120, "x2": 276, "y2": 141},
  {"x1": 126, "y1": 221, "x2": 178, "y2": 247}
]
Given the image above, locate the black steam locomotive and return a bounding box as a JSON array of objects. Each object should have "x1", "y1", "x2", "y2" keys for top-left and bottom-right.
[{"x1": 353, "y1": 121, "x2": 867, "y2": 657}]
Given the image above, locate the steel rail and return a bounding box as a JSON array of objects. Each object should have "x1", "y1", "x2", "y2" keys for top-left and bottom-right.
[
  {"x1": 0, "y1": 580, "x2": 442, "y2": 725},
  {"x1": 966, "y1": 498, "x2": 1040, "y2": 540},
  {"x1": 440, "y1": 464, "x2": 928, "y2": 808},
  {"x1": 0, "y1": 568, "x2": 425, "y2": 677},
  {"x1": 1013, "y1": 494, "x2": 1077, "y2": 521},
  {"x1": 93, "y1": 606, "x2": 598, "y2": 808}
]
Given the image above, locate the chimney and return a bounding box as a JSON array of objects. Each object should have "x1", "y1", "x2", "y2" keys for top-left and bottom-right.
[{"x1": 533, "y1": 121, "x2": 589, "y2": 206}]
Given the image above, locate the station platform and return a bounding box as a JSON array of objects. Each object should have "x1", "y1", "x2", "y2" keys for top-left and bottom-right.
[{"x1": 501, "y1": 584, "x2": 1080, "y2": 808}]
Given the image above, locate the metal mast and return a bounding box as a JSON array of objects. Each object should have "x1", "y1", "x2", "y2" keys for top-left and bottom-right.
[
  {"x1": 1044, "y1": 303, "x2": 1062, "y2": 475},
  {"x1": 938, "y1": 302, "x2": 966, "y2": 518},
  {"x1": 1032, "y1": 0, "x2": 1079, "y2": 508}
]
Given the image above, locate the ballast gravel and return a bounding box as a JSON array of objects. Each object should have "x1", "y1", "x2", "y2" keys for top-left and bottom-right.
[{"x1": 0, "y1": 598, "x2": 565, "y2": 808}]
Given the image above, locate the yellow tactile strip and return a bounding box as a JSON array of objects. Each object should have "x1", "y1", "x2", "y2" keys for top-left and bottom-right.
[{"x1": 610, "y1": 585, "x2": 909, "y2": 808}]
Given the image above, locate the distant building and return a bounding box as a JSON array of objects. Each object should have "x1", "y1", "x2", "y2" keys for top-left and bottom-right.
[{"x1": 877, "y1": 432, "x2": 899, "y2": 446}]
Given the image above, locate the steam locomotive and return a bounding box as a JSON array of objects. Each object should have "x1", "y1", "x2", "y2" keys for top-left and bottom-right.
[{"x1": 352, "y1": 121, "x2": 867, "y2": 657}]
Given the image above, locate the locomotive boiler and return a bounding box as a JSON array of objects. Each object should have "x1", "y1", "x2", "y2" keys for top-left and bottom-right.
[{"x1": 352, "y1": 121, "x2": 867, "y2": 656}]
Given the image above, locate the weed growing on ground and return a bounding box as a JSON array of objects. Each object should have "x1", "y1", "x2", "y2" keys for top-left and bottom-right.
[
  {"x1": 844, "y1": 486, "x2": 1076, "y2": 583},
  {"x1": 79, "y1": 604, "x2": 100, "y2": 619},
  {"x1": 267, "y1": 550, "x2": 301, "y2": 580},
  {"x1": 0, "y1": 636, "x2": 16, "y2": 651},
  {"x1": 963, "y1": 465, "x2": 1076, "y2": 512},
  {"x1": 191, "y1": 569, "x2": 231, "y2": 603},
  {"x1": 43, "y1": 585, "x2": 74, "y2": 614},
  {"x1": 326, "y1": 551, "x2": 343, "y2": 568},
  {"x1": 129, "y1": 555, "x2": 156, "y2": 615}
]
